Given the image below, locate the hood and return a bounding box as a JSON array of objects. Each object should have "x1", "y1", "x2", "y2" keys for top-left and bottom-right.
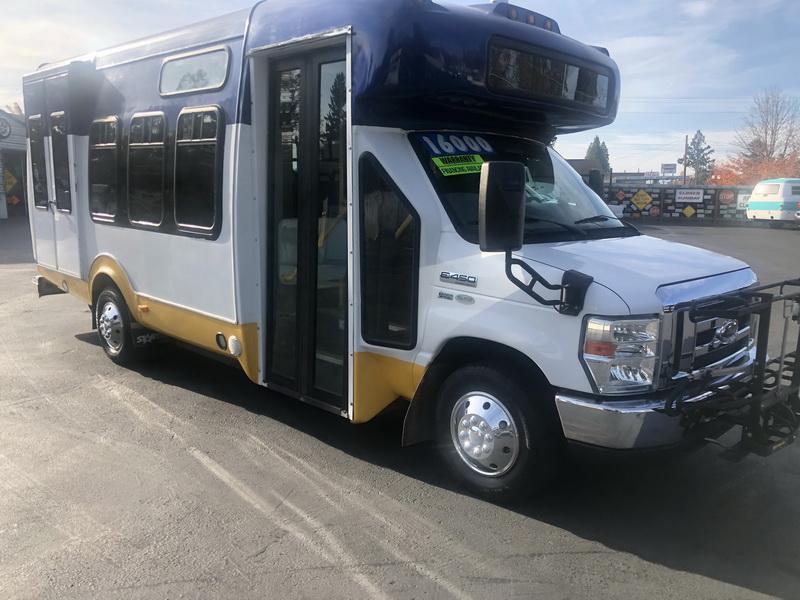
[{"x1": 515, "y1": 234, "x2": 751, "y2": 312}]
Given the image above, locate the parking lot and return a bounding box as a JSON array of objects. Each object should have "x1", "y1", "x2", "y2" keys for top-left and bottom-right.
[{"x1": 1, "y1": 218, "x2": 799, "y2": 599}]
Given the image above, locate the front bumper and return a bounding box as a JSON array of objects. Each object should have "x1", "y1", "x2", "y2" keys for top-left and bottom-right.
[{"x1": 555, "y1": 347, "x2": 756, "y2": 450}]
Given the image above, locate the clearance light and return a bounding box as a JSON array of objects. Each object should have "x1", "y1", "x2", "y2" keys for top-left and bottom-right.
[{"x1": 490, "y1": 2, "x2": 561, "y2": 34}]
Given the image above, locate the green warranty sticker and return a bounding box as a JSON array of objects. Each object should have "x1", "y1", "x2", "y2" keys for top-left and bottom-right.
[{"x1": 432, "y1": 154, "x2": 484, "y2": 176}]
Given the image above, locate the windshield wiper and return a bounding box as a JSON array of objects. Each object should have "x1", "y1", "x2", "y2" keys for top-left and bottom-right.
[
  {"x1": 574, "y1": 214, "x2": 622, "y2": 225},
  {"x1": 574, "y1": 214, "x2": 640, "y2": 234},
  {"x1": 525, "y1": 217, "x2": 586, "y2": 237}
]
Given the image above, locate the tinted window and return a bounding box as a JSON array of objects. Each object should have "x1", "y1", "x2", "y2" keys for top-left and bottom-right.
[
  {"x1": 50, "y1": 112, "x2": 71, "y2": 211},
  {"x1": 488, "y1": 42, "x2": 610, "y2": 112},
  {"x1": 28, "y1": 116, "x2": 48, "y2": 208},
  {"x1": 160, "y1": 49, "x2": 229, "y2": 95},
  {"x1": 128, "y1": 114, "x2": 165, "y2": 226},
  {"x1": 360, "y1": 154, "x2": 419, "y2": 349},
  {"x1": 174, "y1": 109, "x2": 221, "y2": 230},
  {"x1": 89, "y1": 119, "x2": 119, "y2": 218},
  {"x1": 791, "y1": 186, "x2": 800, "y2": 196}
]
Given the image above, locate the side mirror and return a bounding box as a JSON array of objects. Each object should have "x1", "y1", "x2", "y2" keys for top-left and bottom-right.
[{"x1": 478, "y1": 161, "x2": 526, "y2": 252}]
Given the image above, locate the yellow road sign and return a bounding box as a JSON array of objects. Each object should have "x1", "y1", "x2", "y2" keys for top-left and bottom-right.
[
  {"x1": 631, "y1": 190, "x2": 652, "y2": 211},
  {"x1": 5, "y1": 169, "x2": 17, "y2": 193}
]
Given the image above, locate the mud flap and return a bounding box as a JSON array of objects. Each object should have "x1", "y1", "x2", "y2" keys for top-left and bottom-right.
[{"x1": 36, "y1": 276, "x2": 67, "y2": 298}]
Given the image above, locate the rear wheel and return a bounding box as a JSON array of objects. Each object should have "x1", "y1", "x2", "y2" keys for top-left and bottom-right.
[
  {"x1": 436, "y1": 364, "x2": 560, "y2": 501},
  {"x1": 95, "y1": 287, "x2": 137, "y2": 365}
]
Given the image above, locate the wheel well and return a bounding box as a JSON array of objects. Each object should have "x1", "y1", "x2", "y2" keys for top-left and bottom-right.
[
  {"x1": 402, "y1": 337, "x2": 554, "y2": 446},
  {"x1": 91, "y1": 273, "x2": 117, "y2": 306}
]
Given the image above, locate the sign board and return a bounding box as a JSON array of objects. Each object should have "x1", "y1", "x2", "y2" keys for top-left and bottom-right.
[
  {"x1": 615, "y1": 190, "x2": 626, "y2": 201},
  {"x1": 661, "y1": 163, "x2": 677, "y2": 175},
  {"x1": 675, "y1": 189, "x2": 704, "y2": 203},
  {"x1": 631, "y1": 190, "x2": 652, "y2": 210},
  {"x1": 682, "y1": 205, "x2": 696, "y2": 218},
  {"x1": 718, "y1": 189, "x2": 735, "y2": 205},
  {"x1": 738, "y1": 193, "x2": 751, "y2": 210}
]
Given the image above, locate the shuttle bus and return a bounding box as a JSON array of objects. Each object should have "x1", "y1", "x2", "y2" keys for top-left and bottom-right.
[
  {"x1": 25, "y1": 0, "x2": 800, "y2": 500},
  {"x1": 746, "y1": 178, "x2": 800, "y2": 226}
]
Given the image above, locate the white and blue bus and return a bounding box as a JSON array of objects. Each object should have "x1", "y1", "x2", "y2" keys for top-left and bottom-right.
[
  {"x1": 746, "y1": 178, "x2": 800, "y2": 226},
  {"x1": 26, "y1": 0, "x2": 800, "y2": 499}
]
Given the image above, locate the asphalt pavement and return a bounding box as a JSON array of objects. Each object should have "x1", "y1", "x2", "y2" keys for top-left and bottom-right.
[{"x1": 1, "y1": 217, "x2": 800, "y2": 599}]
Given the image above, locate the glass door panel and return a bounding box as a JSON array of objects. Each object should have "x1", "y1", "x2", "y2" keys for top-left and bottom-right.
[
  {"x1": 313, "y1": 60, "x2": 348, "y2": 397},
  {"x1": 268, "y1": 67, "x2": 302, "y2": 385}
]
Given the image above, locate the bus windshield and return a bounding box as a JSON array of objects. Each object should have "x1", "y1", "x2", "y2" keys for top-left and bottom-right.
[{"x1": 410, "y1": 132, "x2": 635, "y2": 244}]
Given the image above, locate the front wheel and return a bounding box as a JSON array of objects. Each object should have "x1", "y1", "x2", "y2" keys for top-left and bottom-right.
[{"x1": 436, "y1": 364, "x2": 561, "y2": 501}]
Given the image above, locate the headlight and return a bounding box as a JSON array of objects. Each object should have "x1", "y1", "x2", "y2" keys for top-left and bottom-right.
[{"x1": 581, "y1": 317, "x2": 661, "y2": 394}]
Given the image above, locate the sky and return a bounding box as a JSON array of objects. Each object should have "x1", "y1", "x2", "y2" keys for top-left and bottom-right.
[{"x1": 1, "y1": 0, "x2": 798, "y2": 171}]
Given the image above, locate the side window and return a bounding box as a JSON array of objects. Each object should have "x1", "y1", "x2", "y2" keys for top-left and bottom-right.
[
  {"x1": 89, "y1": 118, "x2": 119, "y2": 219},
  {"x1": 174, "y1": 108, "x2": 222, "y2": 232},
  {"x1": 128, "y1": 113, "x2": 165, "y2": 226},
  {"x1": 28, "y1": 115, "x2": 48, "y2": 208},
  {"x1": 50, "y1": 112, "x2": 71, "y2": 211},
  {"x1": 160, "y1": 48, "x2": 229, "y2": 96},
  {"x1": 792, "y1": 186, "x2": 800, "y2": 196},
  {"x1": 359, "y1": 154, "x2": 420, "y2": 349}
]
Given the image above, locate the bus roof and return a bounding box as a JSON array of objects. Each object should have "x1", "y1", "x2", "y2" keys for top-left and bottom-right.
[
  {"x1": 24, "y1": 0, "x2": 620, "y2": 138},
  {"x1": 758, "y1": 178, "x2": 800, "y2": 184}
]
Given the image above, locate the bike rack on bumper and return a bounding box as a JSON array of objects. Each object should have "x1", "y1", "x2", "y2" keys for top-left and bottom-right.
[{"x1": 660, "y1": 278, "x2": 800, "y2": 457}]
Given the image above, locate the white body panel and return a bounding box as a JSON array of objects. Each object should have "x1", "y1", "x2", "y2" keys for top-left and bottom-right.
[{"x1": 76, "y1": 125, "x2": 242, "y2": 321}]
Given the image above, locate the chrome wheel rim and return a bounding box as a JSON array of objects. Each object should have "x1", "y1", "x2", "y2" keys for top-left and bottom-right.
[
  {"x1": 98, "y1": 301, "x2": 124, "y2": 354},
  {"x1": 450, "y1": 392, "x2": 520, "y2": 477}
]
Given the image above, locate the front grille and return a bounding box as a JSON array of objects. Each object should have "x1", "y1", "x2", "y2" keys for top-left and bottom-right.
[{"x1": 673, "y1": 313, "x2": 752, "y2": 375}]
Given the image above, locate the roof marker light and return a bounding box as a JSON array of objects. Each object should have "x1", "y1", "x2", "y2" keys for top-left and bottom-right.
[{"x1": 488, "y1": 1, "x2": 561, "y2": 34}]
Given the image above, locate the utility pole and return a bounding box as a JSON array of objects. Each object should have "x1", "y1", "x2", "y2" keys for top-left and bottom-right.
[{"x1": 682, "y1": 134, "x2": 688, "y2": 186}]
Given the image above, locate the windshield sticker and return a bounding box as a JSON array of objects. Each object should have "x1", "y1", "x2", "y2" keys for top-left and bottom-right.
[
  {"x1": 419, "y1": 133, "x2": 495, "y2": 156},
  {"x1": 432, "y1": 154, "x2": 485, "y2": 177}
]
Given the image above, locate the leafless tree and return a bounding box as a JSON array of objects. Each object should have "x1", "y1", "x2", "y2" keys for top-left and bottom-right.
[{"x1": 735, "y1": 88, "x2": 800, "y2": 161}]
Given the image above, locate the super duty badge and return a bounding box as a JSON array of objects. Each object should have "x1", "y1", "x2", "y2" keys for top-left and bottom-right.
[{"x1": 440, "y1": 271, "x2": 477, "y2": 288}]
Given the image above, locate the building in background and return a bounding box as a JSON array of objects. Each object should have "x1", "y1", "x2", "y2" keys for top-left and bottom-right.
[{"x1": 0, "y1": 108, "x2": 28, "y2": 220}]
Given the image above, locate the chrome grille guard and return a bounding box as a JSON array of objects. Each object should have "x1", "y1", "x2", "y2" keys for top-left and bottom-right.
[{"x1": 660, "y1": 277, "x2": 800, "y2": 457}]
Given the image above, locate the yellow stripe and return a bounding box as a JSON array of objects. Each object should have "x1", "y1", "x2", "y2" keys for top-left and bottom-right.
[
  {"x1": 41, "y1": 260, "x2": 426, "y2": 422},
  {"x1": 38, "y1": 259, "x2": 260, "y2": 384},
  {"x1": 352, "y1": 352, "x2": 426, "y2": 424},
  {"x1": 37, "y1": 265, "x2": 90, "y2": 303}
]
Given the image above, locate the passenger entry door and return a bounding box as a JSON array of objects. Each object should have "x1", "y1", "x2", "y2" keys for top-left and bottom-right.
[
  {"x1": 266, "y1": 48, "x2": 349, "y2": 411},
  {"x1": 26, "y1": 75, "x2": 82, "y2": 277}
]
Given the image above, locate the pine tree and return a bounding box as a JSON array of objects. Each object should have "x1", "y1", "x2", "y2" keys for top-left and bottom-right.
[
  {"x1": 585, "y1": 136, "x2": 611, "y2": 173},
  {"x1": 679, "y1": 130, "x2": 715, "y2": 184}
]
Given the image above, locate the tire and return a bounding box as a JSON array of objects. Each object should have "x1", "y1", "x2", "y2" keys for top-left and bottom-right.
[
  {"x1": 95, "y1": 286, "x2": 138, "y2": 365},
  {"x1": 436, "y1": 363, "x2": 561, "y2": 502}
]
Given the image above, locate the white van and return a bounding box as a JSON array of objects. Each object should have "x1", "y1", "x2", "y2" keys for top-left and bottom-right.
[{"x1": 747, "y1": 178, "x2": 800, "y2": 224}]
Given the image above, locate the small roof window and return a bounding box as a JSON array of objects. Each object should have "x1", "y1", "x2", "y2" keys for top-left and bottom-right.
[{"x1": 160, "y1": 48, "x2": 229, "y2": 96}]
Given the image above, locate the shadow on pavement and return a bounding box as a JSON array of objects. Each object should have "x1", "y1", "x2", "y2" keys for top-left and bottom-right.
[
  {"x1": 0, "y1": 218, "x2": 34, "y2": 265},
  {"x1": 74, "y1": 336, "x2": 800, "y2": 599}
]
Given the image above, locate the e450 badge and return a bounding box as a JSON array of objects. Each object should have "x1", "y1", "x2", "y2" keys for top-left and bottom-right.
[{"x1": 440, "y1": 271, "x2": 477, "y2": 288}]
